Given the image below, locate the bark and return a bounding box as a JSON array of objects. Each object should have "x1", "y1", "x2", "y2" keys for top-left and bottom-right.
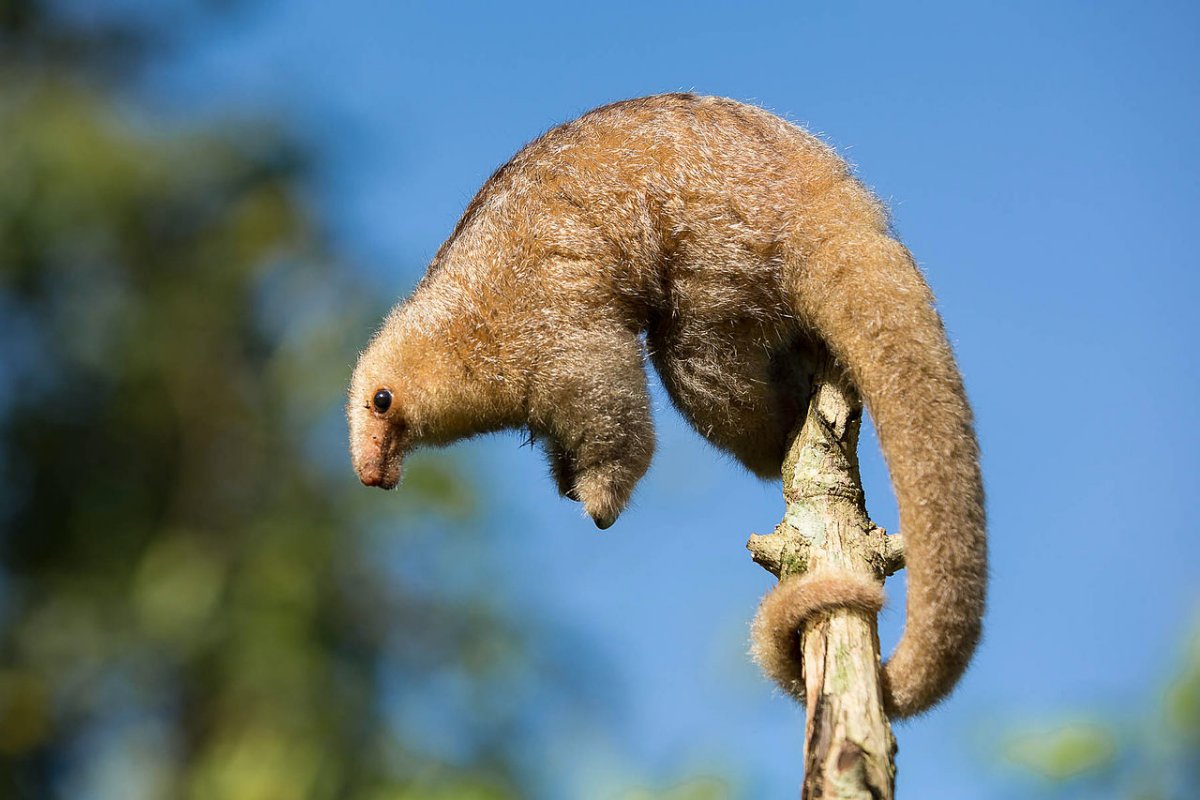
[{"x1": 747, "y1": 367, "x2": 902, "y2": 799}]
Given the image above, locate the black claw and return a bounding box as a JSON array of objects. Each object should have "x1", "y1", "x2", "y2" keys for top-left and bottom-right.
[{"x1": 592, "y1": 514, "x2": 615, "y2": 530}]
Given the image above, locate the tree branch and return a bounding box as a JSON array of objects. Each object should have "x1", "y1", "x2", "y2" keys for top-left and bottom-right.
[{"x1": 748, "y1": 367, "x2": 900, "y2": 798}]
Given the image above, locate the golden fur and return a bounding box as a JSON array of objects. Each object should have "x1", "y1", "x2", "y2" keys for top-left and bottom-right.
[
  {"x1": 347, "y1": 93, "x2": 986, "y2": 717},
  {"x1": 751, "y1": 573, "x2": 886, "y2": 698}
]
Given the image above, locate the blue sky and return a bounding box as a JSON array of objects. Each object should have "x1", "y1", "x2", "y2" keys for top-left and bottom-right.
[{"x1": 159, "y1": 1, "x2": 1199, "y2": 795}]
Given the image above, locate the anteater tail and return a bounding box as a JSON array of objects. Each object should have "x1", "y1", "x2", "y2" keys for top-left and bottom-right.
[{"x1": 783, "y1": 185, "x2": 987, "y2": 717}]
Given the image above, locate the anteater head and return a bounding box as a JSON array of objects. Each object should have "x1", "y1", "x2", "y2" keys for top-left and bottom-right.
[{"x1": 347, "y1": 328, "x2": 414, "y2": 490}]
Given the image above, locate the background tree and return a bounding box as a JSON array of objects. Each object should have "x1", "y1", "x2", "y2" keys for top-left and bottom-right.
[
  {"x1": 996, "y1": 620, "x2": 1200, "y2": 800},
  {"x1": 0, "y1": 2, "x2": 574, "y2": 797}
]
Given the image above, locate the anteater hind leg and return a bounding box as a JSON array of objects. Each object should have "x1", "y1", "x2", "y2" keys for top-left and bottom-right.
[
  {"x1": 528, "y1": 318, "x2": 655, "y2": 529},
  {"x1": 648, "y1": 321, "x2": 816, "y2": 478}
]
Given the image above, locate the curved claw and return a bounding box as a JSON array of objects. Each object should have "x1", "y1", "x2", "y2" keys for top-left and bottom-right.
[{"x1": 591, "y1": 513, "x2": 616, "y2": 530}]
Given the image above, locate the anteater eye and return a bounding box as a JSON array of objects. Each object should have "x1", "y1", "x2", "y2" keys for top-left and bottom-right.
[{"x1": 372, "y1": 389, "x2": 392, "y2": 413}]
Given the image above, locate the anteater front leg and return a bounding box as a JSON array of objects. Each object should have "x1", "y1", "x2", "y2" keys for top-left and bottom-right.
[
  {"x1": 542, "y1": 437, "x2": 579, "y2": 501},
  {"x1": 527, "y1": 318, "x2": 655, "y2": 529}
]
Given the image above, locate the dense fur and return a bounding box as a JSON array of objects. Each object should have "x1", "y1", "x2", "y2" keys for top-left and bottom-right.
[
  {"x1": 751, "y1": 573, "x2": 886, "y2": 697},
  {"x1": 347, "y1": 94, "x2": 986, "y2": 717}
]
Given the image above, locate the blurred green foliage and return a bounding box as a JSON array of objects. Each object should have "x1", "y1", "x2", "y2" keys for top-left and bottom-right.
[
  {"x1": 998, "y1": 620, "x2": 1200, "y2": 800},
  {"x1": 616, "y1": 777, "x2": 731, "y2": 800},
  {"x1": 1002, "y1": 722, "x2": 1118, "y2": 782},
  {"x1": 0, "y1": 2, "x2": 551, "y2": 798}
]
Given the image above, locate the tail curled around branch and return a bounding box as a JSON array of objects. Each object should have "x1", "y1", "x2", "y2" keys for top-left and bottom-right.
[
  {"x1": 751, "y1": 572, "x2": 885, "y2": 698},
  {"x1": 755, "y1": 205, "x2": 987, "y2": 719}
]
